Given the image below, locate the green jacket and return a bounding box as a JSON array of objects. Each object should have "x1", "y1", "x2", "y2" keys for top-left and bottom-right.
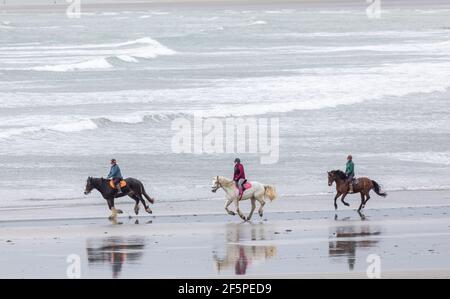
[{"x1": 345, "y1": 161, "x2": 355, "y2": 176}]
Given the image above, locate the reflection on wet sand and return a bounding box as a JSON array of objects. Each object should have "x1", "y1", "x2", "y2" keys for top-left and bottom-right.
[
  {"x1": 329, "y1": 215, "x2": 381, "y2": 271},
  {"x1": 86, "y1": 236, "x2": 145, "y2": 278},
  {"x1": 213, "y1": 223, "x2": 277, "y2": 275}
]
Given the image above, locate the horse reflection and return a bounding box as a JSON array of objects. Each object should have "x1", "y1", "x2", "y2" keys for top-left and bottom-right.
[
  {"x1": 329, "y1": 219, "x2": 381, "y2": 271},
  {"x1": 213, "y1": 223, "x2": 277, "y2": 275},
  {"x1": 86, "y1": 236, "x2": 145, "y2": 278}
]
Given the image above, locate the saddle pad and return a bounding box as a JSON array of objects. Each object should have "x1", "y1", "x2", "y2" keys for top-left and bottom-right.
[
  {"x1": 243, "y1": 182, "x2": 252, "y2": 189},
  {"x1": 109, "y1": 180, "x2": 127, "y2": 189}
]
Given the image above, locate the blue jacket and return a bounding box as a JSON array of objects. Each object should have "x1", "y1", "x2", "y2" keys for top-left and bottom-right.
[{"x1": 107, "y1": 164, "x2": 123, "y2": 179}]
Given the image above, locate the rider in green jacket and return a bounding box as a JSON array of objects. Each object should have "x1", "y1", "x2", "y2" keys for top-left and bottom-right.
[{"x1": 345, "y1": 155, "x2": 355, "y2": 193}]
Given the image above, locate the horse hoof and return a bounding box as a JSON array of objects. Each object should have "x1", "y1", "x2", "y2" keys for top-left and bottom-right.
[
  {"x1": 146, "y1": 208, "x2": 153, "y2": 214},
  {"x1": 228, "y1": 211, "x2": 236, "y2": 216},
  {"x1": 134, "y1": 209, "x2": 139, "y2": 215},
  {"x1": 117, "y1": 209, "x2": 123, "y2": 214},
  {"x1": 150, "y1": 198, "x2": 155, "y2": 204}
]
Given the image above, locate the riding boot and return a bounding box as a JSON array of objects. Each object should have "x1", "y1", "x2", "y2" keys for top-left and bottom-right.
[
  {"x1": 349, "y1": 183, "x2": 354, "y2": 194},
  {"x1": 116, "y1": 184, "x2": 122, "y2": 195},
  {"x1": 238, "y1": 187, "x2": 243, "y2": 201}
]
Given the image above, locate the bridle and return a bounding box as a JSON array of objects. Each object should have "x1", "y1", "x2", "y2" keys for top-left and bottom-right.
[
  {"x1": 328, "y1": 172, "x2": 336, "y2": 187},
  {"x1": 212, "y1": 176, "x2": 222, "y2": 193}
]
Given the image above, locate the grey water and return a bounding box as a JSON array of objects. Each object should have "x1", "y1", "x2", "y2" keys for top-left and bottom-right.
[{"x1": 1, "y1": 1, "x2": 450, "y2": 216}]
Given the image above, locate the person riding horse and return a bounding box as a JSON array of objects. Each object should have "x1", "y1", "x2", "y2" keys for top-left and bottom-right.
[
  {"x1": 107, "y1": 159, "x2": 123, "y2": 194},
  {"x1": 233, "y1": 158, "x2": 246, "y2": 200},
  {"x1": 345, "y1": 155, "x2": 355, "y2": 193}
]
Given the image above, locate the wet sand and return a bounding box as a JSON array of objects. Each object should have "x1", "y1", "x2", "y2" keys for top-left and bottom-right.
[{"x1": 1, "y1": 191, "x2": 450, "y2": 278}]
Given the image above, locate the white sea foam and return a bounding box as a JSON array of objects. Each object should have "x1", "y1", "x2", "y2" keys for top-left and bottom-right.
[
  {"x1": 389, "y1": 152, "x2": 450, "y2": 165},
  {"x1": 32, "y1": 58, "x2": 113, "y2": 72},
  {"x1": 48, "y1": 119, "x2": 98, "y2": 133},
  {"x1": 116, "y1": 55, "x2": 139, "y2": 62},
  {"x1": 1, "y1": 58, "x2": 450, "y2": 140},
  {"x1": 250, "y1": 20, "x2": 267, "y2": 25},
  {"x1": 1, "y1": 37, "x2": 176, "y2": 72},
  {"x1": 2, "y1": 60, "x2": 450, "y2": 114}
]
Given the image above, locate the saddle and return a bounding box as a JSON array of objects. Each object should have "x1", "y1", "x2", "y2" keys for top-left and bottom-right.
[
  {"x1": 349, "y1": 178, "x2": 359, "y2": 192},
  {"x1": 243, "y1": 181, "x2": 252, "y2": 190},
  {"x1": 109, "y1": 180, "x2": 127, "y2": 189},
  {"x1": 236, "y1": 181, "x2": 252, "y2": 192}
]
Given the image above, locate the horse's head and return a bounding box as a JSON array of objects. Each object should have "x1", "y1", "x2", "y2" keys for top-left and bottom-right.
[
  {"x1": 327, "y1": 171, "x2": 335, "y2": 186},
  {"x1": 84, "y1": 177, "x2": 94, "y2": 195},
  {"x1": 211, "y1": 176, "x2": 221, "y2": 193}
]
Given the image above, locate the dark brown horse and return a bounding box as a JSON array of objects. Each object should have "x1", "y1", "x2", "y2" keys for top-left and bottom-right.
[
  {"x1": 327, "y1": 170, "x2": 387, "y2": 212},
  {"x1": 84, "y1": 177, "x2": 155, "y2": 219}
]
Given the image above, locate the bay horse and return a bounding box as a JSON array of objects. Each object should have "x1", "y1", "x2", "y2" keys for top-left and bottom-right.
[
  {"x1": 327, "y1": 170, "x2": 387, "y2": 212},
  {"x1": 211, "y1": 176, "x2": 277, "y2": 221},
  {"x1": 84, "y1": 177, "x2": 155, "y2": 219}
]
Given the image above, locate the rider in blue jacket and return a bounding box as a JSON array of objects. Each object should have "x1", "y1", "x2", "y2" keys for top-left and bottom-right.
[{"x1": 107, "y1": 159, "x2": 123, "y2": 194}]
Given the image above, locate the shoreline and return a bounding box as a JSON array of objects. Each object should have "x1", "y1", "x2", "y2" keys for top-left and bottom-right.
[{"x1": 1, "y1": 189, "x2": 450, "y2": 222}]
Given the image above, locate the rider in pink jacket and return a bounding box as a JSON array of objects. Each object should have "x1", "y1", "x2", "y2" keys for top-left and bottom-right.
[{"x1": 233, "y1": 158, "x2": 246, "y2": 200}]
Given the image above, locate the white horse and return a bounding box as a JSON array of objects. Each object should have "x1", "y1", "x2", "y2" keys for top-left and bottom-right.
[{"x1": 211, "y1": 176, "x2": 277, "y2": 221}]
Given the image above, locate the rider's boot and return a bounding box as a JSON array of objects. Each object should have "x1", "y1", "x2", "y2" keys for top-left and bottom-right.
[
  {"x1": 116, "y1": 184, "x2": 122, "y2": 195},
  {"x1": 349, "y1": 182, "x2": 354, "y2": 194},
  {"x1": 238, "y1": 187, "x2": 243, "y2": 201}
]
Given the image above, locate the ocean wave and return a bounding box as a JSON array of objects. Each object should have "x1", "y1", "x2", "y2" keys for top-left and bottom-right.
[
  {"x1": 1, "y1": 37, "x2": 176, "y2": 72},
  {"x1": 264, "y1": 9, "x2": 295, "y2": 14},
  {"x1": 250, "y1": 20, "x2": 267, "y2": 26},
  {"x1": 361, "y1": 152, "x2": 450, "y2": 166},
  {"x1": 270, "y1": 30, "x2": 447, "y2": 39},
  {"x1": 0, "y1": 119, "x2": 98, "y2": 139},
  {"x1": 32, "y1": 58, "x2": 113, "y2": 72},
  {"x1": 2, "y1": 60, "x2": 450, "y2": 138},
  {"x1": 389, "y1": 152, "x2": 450, "y2": 165},
  {"x1": 0, "y1": 20, "x2": 14, "y2": 29}
]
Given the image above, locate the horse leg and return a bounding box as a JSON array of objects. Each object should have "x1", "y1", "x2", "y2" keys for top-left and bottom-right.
[
  {"x1": 358, "y1": 193, "x2": 365, "y2": 212},
  {"x1": 256, "y1": 196, "x2": 265, "y2": 217},
  {"x1": 129, "y1": 195, "x2": 140, "y2": 215},
  {"x1": 137, "y1": 194, "x2": 152, "y2": 214},
  {"x1": 234, "y1": 198, "x2": 246, "y2": 221},
  {"x1": 363, "y1": 192, "x2": 371, "y2": 208},
  {"x1": 225, "y1": 198, "x2": 235, "y2": 216},
  {"x1": 107, "y1": 198, "x2": 122, "y2": 219},
  {"x1": 334, "y1": 193, "x2": 341, "y2": 210},
  {"x1": 247, "y1": 198, "x2": 256, "y2": 221},
  {"x1": 341, "y1": 193, "x2": 350, "y2": 207}
]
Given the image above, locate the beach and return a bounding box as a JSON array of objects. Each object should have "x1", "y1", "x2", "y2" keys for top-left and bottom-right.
[
  {"x1": 1, "y1": 190, "x2": 450, "y2": 278},
  {"x1": 1, "y1": 0, "x2": 450, "y2": 278}
]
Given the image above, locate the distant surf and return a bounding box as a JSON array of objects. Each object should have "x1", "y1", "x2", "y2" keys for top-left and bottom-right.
[{"x1": 1, "y1": 37, "x2": 176, "y2": 72}]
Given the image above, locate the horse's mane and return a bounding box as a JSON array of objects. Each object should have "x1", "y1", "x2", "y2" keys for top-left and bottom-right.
[
  {"x1": 332, "y1": 170, "x2": 348, "y2": 180},
  {"x1": 217, "y1": 176, "x2": 234, "y2": 186}
]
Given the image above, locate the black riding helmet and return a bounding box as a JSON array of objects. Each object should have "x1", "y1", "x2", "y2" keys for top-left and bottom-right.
[{"x1": 234, "y1": 158, "x2": 241, "y2": 163}]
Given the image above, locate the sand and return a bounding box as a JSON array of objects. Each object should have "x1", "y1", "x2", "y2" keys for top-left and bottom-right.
[{"x1": 1, "y1": 190, "x2": 450, "y2": 278}]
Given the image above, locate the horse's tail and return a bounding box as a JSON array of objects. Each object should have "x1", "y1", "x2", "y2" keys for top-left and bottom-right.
[
  {"x1": 140, "y1": 182, "x2": 155, "y2": 204},
  {"x1": 264, "y1": 185, "x2": 277, "y2": 202},
  {"x1": 371, "y1": 180, "x2": 387, "y2": 197}
]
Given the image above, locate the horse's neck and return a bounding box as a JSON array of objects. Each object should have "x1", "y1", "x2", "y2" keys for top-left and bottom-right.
[
  {"x1": 335, "y1": 178, "x2": 346, "y2": 186},
  {"x1": 220, "y1": 180, "x2": 236, "y2": 196},
  {"x1": 93, "y1": 178, "x2": 106, "y2": 193}
]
